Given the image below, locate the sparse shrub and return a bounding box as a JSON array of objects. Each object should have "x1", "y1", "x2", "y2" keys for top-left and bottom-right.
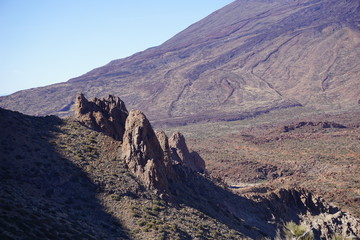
[
  {"x1": 159, "y1": 230, "x2": 168, "y2": 240},
  {"x1": 210, "y1": 229, "x2": 219, "y2": 238},
  {"x1": 85, "y1": 146, "x2": 91, "y2": 152},
  {"x1": 87, "y1": 135, "x2": 97, "y2": 143},
  {"x1": 145, "y1": 207, "x2": 158, "y2": 216},
  {"x1": 276, "y1": 221, "x2": 314, "y2": 240},
  {"x1": 131, "y1": 206, "x2": 142, "y2": 218},
  {"x1": 132, "y1": 212, "x2": 141, "y2": 218},
  {"x1": 144, "y1": 223, "x2": 153, "y2": 232},
  {"x1": 152, "y1": 205, "x2": 164, "y2": 212},
  {"x1": 110, "y1": 194, "x2": 121, "y2": 201},
  {"x1": 138, "y1": 220, "x2": 147, "y2": 227},
  {"x1": 330, "y1": 234, "x2": 343, "y2": 240},
  {"x1": 171, "y1": 224, "x2": 178, "y2": 232}
]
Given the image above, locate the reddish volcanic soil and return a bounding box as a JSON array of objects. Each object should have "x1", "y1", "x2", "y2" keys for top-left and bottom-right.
[{"x1": 166, "y1": 109, "x2": 360, "y2": 218}]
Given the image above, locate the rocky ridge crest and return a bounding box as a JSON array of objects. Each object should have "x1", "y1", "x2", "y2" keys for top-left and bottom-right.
[
  {"x1": 72, "y1": 94, "x2": 360, "y2": 238},
  {"x1": 75, "y1": 94, "x2": 205, "y2": 196},
  {"x1": 74, "y1": 93, "x2": 128, "y2": 141},
  {"x1": 121, "y1": 110, "x2": 170, "y2": 196}
]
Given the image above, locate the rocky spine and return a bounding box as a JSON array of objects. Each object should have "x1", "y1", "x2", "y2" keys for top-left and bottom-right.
[
  {"x1": 74, "y1": 93, "x2": 128, "y2": 141},
  {"x1": 121, "y1": 110, "x2": 170, "y2": 197},
  {"x1": 74, "y1": 94, "x2": 206, "y2": 196}
]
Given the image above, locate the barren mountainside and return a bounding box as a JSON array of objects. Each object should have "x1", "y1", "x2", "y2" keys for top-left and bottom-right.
[
  {"x1": 0, "y1": 0, "x2": 359, "y2": 125},
  {"x1": 1, "y1": 95, "x2": 359, "y2": 239},
  {"x1": 1, "y1": 1, "x2": 360, "y2": 239}
]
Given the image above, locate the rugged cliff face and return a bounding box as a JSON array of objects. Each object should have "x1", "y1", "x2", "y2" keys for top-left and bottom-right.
[
  {"x1": 169, "y1": 132, "x2": 205, "y2": 173},
  {"x1": 1, "y1": 94, "x2": 359, "y2": 239},
  {"x1": 121, "y1": 110, "x2": 170, "y2": 197},
  {"x1": 74, "y1": 94, "x2": 206, "y2": 196},
  {"x1": 71, "y1": 94, "x2": 360, "y2": 239},
  {"x1": 261, "y1": 188, "x2": 360, "y2": 239},
  {"x1": 74, "y1": 93, "x2": 128, "y2": 141},
  {"x1": 154, "y1": 130, "x2": 178, "y2": 181}
]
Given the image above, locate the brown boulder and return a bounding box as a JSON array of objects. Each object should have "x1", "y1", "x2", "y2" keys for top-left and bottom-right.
[
  {"x1": 169, "y1": 132, "x2": 206, "y2": 173},
  {"x1": 121, "y1": 110, "x2": 169, "y2": 195},
  {"x1": 74, "y1": 93, "x2": 128, "y2": 141}
]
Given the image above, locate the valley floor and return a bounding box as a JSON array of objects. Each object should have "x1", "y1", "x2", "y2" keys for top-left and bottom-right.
[{"x1": 164, "y1": 107, "x2": 360, "y2": 219}]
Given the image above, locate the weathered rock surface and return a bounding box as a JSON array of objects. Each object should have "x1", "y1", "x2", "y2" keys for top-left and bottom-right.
[
  {"x1": 74, "y1": 93, "x2": 128, "y2": 141},
  {"x1": 120, "y1": 112, "x2": 207, "y2": 196},
  {"x1": 262, "y1": 188, "x2": 360, "y2": 239},
  {"x1": 154, "y1": 130, "x2": 178, "y2": 182},
  {"x1": 2, "y1": 101, "x2": 359, "y2": 239},
  {"x1": 121, "y1": 110, "x2": 169, "y2": 196},
  {"x1": 169, "y1": 132, "x2": 206, "y2": 173},
  {"x1": 74, "y1": 94, "x2": 207, "y2": 195}
]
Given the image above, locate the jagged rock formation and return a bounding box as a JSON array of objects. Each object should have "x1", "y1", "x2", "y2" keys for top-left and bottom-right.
[
  {"x1": 169, "y1": 132, "x2": 206, "y2": 173},
  {"x1": 1, "y1": 102, "x2": 359, "y2": 239},
  {"x1": 70, "y1": 94, "x2": 359, "y2": 238},
  {"x1": 121, "y1": 113, "x2": 207, "y2": 196},
  {"x1": 154, "y1": 130, "x2": 178, "y2": 181},
  {"x1": 121, "y1": 110, "x2": 170, "y2": 197},
  {"x1": 74, "y1": 94, "x2": 207, "y2": 195},
  {"x1": 261, "y1": 188, "x2": 360, "y2": 239},
  {"x1": 74, "y1": 93, "x2": 128, "y2": 141}
]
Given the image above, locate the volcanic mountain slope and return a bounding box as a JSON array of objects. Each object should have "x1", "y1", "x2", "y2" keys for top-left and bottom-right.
[
  {"x1": 0, "y1": 106, "x2": 250, "y2": 239},
  {"x1": 1, "y1": 95, "x2": 359, "y2": 239},
  {"x1": 1, "y1": 0, "x2": 359, "y2": 124}
]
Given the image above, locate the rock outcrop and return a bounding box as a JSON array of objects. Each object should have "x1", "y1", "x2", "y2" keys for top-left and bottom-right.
[
  {"x1": 121, "y1": 110, "x2": 169, "y2": 196},
  {"x1": 169, "y1": 132, "x2": 206, "y2": 173},
  {"x1": 154, "y1": 130, "x2": 178, "y2": 182},
  {"x1": 121, "y1": 113, "x2": 207, "y2": 196},
  {"x1": 262, "y1": 188, "x2": 360, "y2": 239},
  {"x1": 282, "y1": 121, "x2": 347, "y2": 133},
  {"x1": 74, "y1": 93, "x2": 128, "y2": 141},
  {"x1": 74, "y1": 94, "x2": 207, "y2": 195}
]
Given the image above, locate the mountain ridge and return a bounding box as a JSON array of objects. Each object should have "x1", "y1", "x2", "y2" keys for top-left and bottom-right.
[{"x1": 1, "y1": 94, "x2": 359, "y2": 239}]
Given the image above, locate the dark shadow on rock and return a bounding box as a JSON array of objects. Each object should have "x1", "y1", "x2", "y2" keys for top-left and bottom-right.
[
  {"x1": 0, "y1": 108, "x2": 130, "y2": 239},
  {"x1": 189, "y1": 151, "x2": 206, "y2": 174},
  {"x1": 74, "y1": 93, "x2": 128, "y2": 141},
  {"x1": 169, "y1": 165, "x2": 305, "y2": 239}
]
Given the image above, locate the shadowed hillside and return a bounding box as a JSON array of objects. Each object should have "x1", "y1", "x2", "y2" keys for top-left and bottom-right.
[
  {"x1": 0, "y1": 108, "x2": 129, "y2": 239},
  {"x1": 0, "y1": 107, "x2": 273, "y2": 239},
  {"x1": 166, "y1": 107, "x2": 360, "y2": 220},
  {"x1": 0, "y1": 0, "x2": 359, "y2": 125},
  {"x1": 1, "y1": 95, "x2": 359, "y2": 239}
]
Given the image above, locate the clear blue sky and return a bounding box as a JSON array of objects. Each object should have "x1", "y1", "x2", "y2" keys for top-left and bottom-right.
[{"x1": 0, "y1": 0, "x2": 234, "y2": 96}]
